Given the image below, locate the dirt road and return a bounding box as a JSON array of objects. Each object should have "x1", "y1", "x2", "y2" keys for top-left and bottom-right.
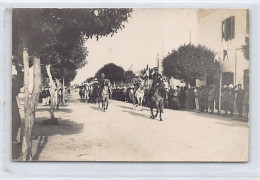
[{"x1": 30, "y1": 92, "x2": 249, "y2": 162}]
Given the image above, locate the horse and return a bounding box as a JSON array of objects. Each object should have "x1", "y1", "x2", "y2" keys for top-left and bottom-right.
[
  {"x1": 84, "y1": 85, "x2": 90, "y2": 103},
  {"x1": 98, "y1": 84, "x2": 110, "y2": 112},
  {"x1": 149, "y1": 80, "x2": 166, "y2": 121},
  {"x1": 129, "y1": 88, "x2": 136, "y2": 109},
  {"x1": 135, "y1": 83, "x2": 145, "y2": 111}
]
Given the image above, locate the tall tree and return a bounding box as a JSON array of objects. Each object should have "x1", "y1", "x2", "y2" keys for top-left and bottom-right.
[
  {"x1": 162, "y1": 44, "x2": 215, "y2": 86},
  {"x1": 95, "y1": 63, "x2": 125, "y2": 82}
]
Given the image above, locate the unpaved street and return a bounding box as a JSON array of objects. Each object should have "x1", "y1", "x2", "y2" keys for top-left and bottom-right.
[{"x1": 31, "y1": 92, "x2": 249, "y2": 162}]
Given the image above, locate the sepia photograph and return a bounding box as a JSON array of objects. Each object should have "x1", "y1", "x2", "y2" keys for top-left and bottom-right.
[{"x1": 12, "y1": 8, "x2": 249, "y2": 162}]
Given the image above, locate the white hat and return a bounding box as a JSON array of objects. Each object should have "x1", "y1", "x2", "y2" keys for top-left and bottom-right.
[{"x1": 228, "y1": 84, "x2": 233, "y2": 88}]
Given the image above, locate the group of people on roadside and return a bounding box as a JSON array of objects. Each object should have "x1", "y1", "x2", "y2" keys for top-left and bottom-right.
[
  {"x1": 40, "y1": 87, "x2": 67, "y2": 109},
  {"x1": 40, "y1": 87, "x2": 51, "y2": 106},
  {"x1": 175, "y1": 83, "x2": 249, "y2": 119}
]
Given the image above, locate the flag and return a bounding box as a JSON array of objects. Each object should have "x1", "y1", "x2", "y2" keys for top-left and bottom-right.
[
  {"x1": 222, "y1": 38, "x2": 229, "y2": 61},
  {"x1": 222, "y1": 22, "x2": 229, "y2": 61}
]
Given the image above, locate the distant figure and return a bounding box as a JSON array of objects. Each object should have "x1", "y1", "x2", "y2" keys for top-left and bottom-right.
[
  {"x1": 243, "y1": 86, "x2": 249, "y2": 119},
  {"x1": 208, "y1": 85, "x2": 216, "y2": 114},
  {"x1": 194, "y1": 87, "x2": 199, "y2": 111},
  {"x1": 234, "y1": 84, "x2": 244, "y2": 118},
  {"x1": 227, "y1": 84, "x2": 235, "y2": 117},
  {"x1": 221, "y1": 85, "x2": 229, "y2": 116}
]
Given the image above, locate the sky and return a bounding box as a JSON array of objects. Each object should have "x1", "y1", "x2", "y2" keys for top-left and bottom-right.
[{"x1": 72, "y1": 8, "x2": 198, "y2": 84}]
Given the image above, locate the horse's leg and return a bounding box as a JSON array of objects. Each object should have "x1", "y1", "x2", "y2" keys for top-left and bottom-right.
[
  {"x1": 154, "y1": 102, "x2": 159, "y2": 118},
  {"x1": 140, "y1": 97, "x2": 143, "y2": 111},
  {"x1": 98, "y1": 100, "x2": 100, "y2": 110},
  {"x1": 160, "y1": 102, "x2": 163, "y2": 121},
  {"x1": 102, "y1": 98, "x2": 105, "y2": 112},
  {"x1": 132, "y1": 97, "x2": 136, "y2": 110},
  {"x1": 150, "y1": 107, "x2": 154, "y2": 119}
]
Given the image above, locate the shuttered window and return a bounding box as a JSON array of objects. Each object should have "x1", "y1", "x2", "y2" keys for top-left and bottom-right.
[{"x1": 222, "y1": 16, "x2": 235, "y2": 41}]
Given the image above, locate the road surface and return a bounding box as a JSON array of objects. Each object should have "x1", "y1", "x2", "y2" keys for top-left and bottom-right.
[{"x1": 31, "y1": 92, "x2": 249, "y2": 162}]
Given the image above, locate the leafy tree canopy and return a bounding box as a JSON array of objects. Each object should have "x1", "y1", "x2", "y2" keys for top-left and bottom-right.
[
  {"x1": 162, "y1": 44, "x2": 215, "y2": 85},
  {"x1": 95, "y1": 63, "x2": 125, "y2": 82},
  {"x1": 124, "y1": 70, "x2": 135, "y2": 82},
  {"x1": 12, "y1": 8, "x2": 132, "y2": 85}
]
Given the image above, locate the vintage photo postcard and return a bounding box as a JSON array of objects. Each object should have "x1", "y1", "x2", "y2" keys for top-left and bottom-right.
[{"x1": 12, "y1": 8, "x2": 249, "y2": 161}]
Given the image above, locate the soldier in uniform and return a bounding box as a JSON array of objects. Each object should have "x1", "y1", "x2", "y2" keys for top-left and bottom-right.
[
  {"x1": 222, "y1": 85, "x2": 229, "y2": 116},
  {"x1": 214, "y1": 86, "x2": 220, "y2": 115},
  {"x1": 208, "y1": 85, "x2": 216, "y2": 114},
  {"x1": 98, "y1": 73, "x2": 106, "y2": 98},
  {"x1": 234, "y1": 84, "x2": 244, "y2": 118},
  {"x1": 147, "y1": 67, "x2": 162, "y2": 103},
  {"x1": 198, "y1": 86, "x2": 205, "y2": 112},
  {"x1": 227, "y1": 84, "x2": 235, "y2": 117}
]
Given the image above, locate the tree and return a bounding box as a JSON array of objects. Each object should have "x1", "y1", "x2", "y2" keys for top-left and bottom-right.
[
  {"x1": 12, "y1": 8, "x2": 132, "y2": 160},
  {"x1": 162, "y1": 44, "x2": 215, "y2": 86},
  {"x1": 242, "y1": 36, "x2": 249, "y2": 61},
  {"x1": 95, "y1": 63, "x2": 125, "y2": 82},
  {"x1": 124, "y1": 70, "x2": 135, "y2": 82}
]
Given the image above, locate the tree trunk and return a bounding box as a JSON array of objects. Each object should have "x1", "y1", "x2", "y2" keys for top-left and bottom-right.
[
  {"x1": 30, "y1": 57, "x2": 42, "y2": 129},
  {"x1": 62, "y1": 78, "x2": 65, "y2": 104},
  {"x1": 21, "y1": 47, "x2": 32, "y2": 161},
  {"x1": 46, "y1": 65, "x2": 57, "y2": 121}
]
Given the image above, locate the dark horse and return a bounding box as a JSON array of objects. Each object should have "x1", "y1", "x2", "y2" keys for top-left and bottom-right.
[{"x1": 149, "y1": 79, "x2": 166, "y2": 121}]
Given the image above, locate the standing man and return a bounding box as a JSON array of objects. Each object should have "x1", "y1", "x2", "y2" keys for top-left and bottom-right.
[
  {"x1": 208, "y1": 85, "x2": 216, "y2": 114},
  {"x1": 194, "y1": 87, "x2": 199, "y2": 111},
  {"x1": 214, "y1": 86, "x2": 220, "y2": 115},
  {"x1": 204, "y1": 86, "x2": 209, "y2": 113},
  {"x1": 227, "y1": 84, "x2": 235, "y2": 117},
  {"x1": 222, "y1": 85, "x2": 229, "y2": 116},
  {"x1": 198, "y1": 86, "x2": 205, "y2": 112},
  {"x1": 243, "y1": 86, "x2": 249, "y2": 119},
  {"x1": 234, "y1": 84, "x2": 244, "y2": 118}
]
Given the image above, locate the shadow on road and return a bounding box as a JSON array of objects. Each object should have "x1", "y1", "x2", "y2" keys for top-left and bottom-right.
[
  {"x1": 24, "y1": 119, "x2": 84, "y2": 161},
  {"x1": 33, "y1": 119, "x2": 84, "y2": 137},
  {"x1": 117, "y1": 105, "x2": 150, "y2": 112},
  {"x1": 185, "y1": 110, "x2": 248, "y2": 124},
  {"x1": 122, "y1": 109, "x2": 150, "y2": 119},
  {"x1": 89, "y1": 105, "x2": 99, "y2": 111},
  {"x1": 37, "y1": 107, "x2": 73, "y2": 113},
  {"x1": 32, "y1": 136, "x2": 48, "y2": 160}
]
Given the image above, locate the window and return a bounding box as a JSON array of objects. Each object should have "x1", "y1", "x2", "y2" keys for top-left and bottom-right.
[
  {"x1": 222, "y1": 16, "x2": 235, "y2": 41},
  {"x1": 222, "y1": 72, "x2": 234, "y2": 86}
]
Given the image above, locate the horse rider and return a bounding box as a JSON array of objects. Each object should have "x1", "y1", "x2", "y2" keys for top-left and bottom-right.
[
  {"x1": 98, "y1": 73, "x2": 106, "y2": 97},
  {"x1": 147, "y1": 67, "x2": 162, "y2": 103}
]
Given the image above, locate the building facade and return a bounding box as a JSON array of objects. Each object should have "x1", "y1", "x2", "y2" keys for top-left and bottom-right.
[{"x1": 197, "y1": 9, "x2": 249, "y2": 88}]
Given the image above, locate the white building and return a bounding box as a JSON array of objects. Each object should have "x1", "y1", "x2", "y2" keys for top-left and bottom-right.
[{"x1": 197, "y1": 9, "x2": 249, "y2": 88}]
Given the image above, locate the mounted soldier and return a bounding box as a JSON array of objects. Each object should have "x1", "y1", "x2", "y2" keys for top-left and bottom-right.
[
  {"x1": 147, "y1": 67, "x2": 162, "y2": 104},
  {"x1": 98, "y1": 73, "x2": 106, "y2": 98}
]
